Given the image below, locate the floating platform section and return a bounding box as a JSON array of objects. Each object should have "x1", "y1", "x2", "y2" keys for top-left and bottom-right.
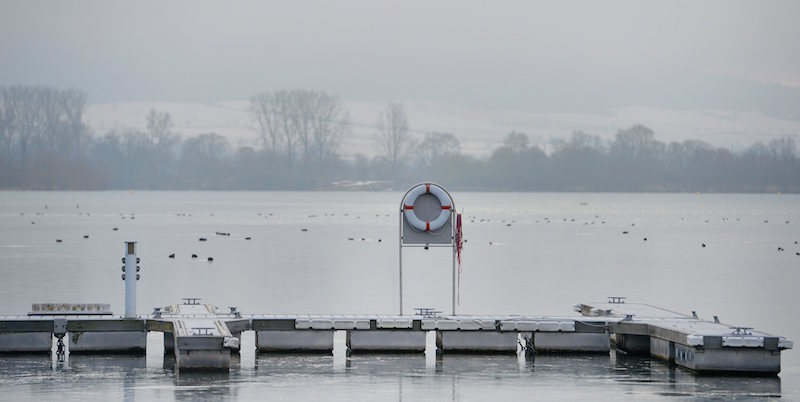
[
  {"x1": 66, "y1": 318, "x2": 146, "y2": 354},
  {"x1": 0, "y1": 317, "x2": 53, "y2": 354},
  {"x1": 150, "y1": 300, "x2": 241, "y2": 371},
  {"x1": 347, "y1": 316, "x2": 425, "y2": 353},
  {"x1": 0, "y1": 299, "x2": 792, "y2": 375},
  {"x1": 0, "y1": 313, "x2": 145, "y2": 354},
  {"x1": 251, "y1": 314, "x2": 613, "y2": 355},
  {"x1": 577, "y1": 301, "x2": 793, "y2": 374}
]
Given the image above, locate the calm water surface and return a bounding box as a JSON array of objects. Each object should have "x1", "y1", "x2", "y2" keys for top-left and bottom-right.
[{"x1": 0, "y1": 191, "x2": 798, "y2": 400}]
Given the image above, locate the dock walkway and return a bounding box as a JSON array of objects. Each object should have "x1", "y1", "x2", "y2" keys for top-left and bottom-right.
[{"x1": 0, "y1": 299, "x2": 792, "y2": 374}]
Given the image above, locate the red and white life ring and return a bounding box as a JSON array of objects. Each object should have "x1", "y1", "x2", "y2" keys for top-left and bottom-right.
[{"x1": 402, "y1": 183, "x2": 452, "y2": 232}]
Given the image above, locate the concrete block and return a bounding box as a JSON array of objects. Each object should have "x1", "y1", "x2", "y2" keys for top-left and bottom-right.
[
  {"x1": 613, "y1": 333, "x2": 650, "y2": 354},
  {"x1": 671, "y1": 343, "x2": 782, "y2": 374},
  {"x1": 310, "y1": 319, "x2": 333, "y2": 329},
  {"x1": 534, "y1": 332, "x2": 610, "y2": 353},
  {"x1": 537, "y1": 321, "x2": 560, "y2": 332},
  {"x1": 686, "y1": 335, "x2": 704, "y2": 346},
  {"x1": 68, "y1": 331, "x2": 146, "y2": 354},
  {"x1": 722, "y1": 336, "x2": 764, "y2": 348},
  {"x1": 376, "y1": 318, "x2": 413, "y2": 329},
  {"x1": 558, "y1": 321, "x2": 576, "y2": 332},
  {"x1": 175, "y1": 348, "x2": 231, "y2": 371},
  {"x1": 348, "y1": 330, "x2": 426, "y2": 352},
  {"x1": 421, "y1": 320, "x2": 437, "y2": 330},
  {"x1": 438, "y1": 331, "x2": 518, "y2": 353},
  {"x1": 514, "y1": 321, "x2": 539, "y2": 332},
  {"x1": 256, "y1": 330, "x2": 333, "y2": 353},
  {"x1": 650, "y1": 337, "x2": 674, "y2": 362},
  {"x1": 454, "y1": 320, "x2": 482, "y2": 330},
  {"x1": 333, "y1": 319, "x2": 370, "y2": 330},
  {"x1": 294, "y1": 319, "x2": 313, "y2": 329},
  {"x1": 683, "y1": 347, "x2": 781, "y2": 374},
  {"x1": 0, "y1": 332, "x2": 52, "y2": 353}
]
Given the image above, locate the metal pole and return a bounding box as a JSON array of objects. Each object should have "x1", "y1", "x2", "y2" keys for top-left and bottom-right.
[
  {"x1": 124, "y1": 241, "x2": 137, "y2": 318},
  {"x1": 399, "y1": 210, "x2": 403, "y2": 315},
  {"x1": 452, "y1": 214, "x2": 456, "y2": 316}
]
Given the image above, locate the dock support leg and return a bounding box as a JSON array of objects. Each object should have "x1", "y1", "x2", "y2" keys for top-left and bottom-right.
[
  {"x1": 435, "y1": 331, "x2": 443, "y2": 358},
  {"x1": 164, "y1": 332, "x2": 174, "y2": 355},
  {"x1": 343, "y1": 331, "x2": 352, "y2": 357},
  {"x1": 520, "y1": 332, "x2": 534, "y2": 358}
]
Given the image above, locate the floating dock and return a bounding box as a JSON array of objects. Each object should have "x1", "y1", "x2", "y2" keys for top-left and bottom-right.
[
  {"x1": 0, "y1": 298, "x2": 791, "y2": 374},
  {"x1": 577, "y1": 300, "x2": 793, "y2": 374},
  {"x1": 0, "y1": 187, "x2": 792, "y2": 375}
]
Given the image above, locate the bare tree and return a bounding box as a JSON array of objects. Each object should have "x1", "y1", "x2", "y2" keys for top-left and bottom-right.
[
  {"x1": 417, "y1": 131, "x2": 460, "y2": 167},
  {"x1": 146, "y1": 109, "x2": 175, "y2": 144},
  {"x1": 309, "y1": 91, "x2": 349, "y2": 162},
  {"x1": 250, "y1": 92, "x2": 282, "y2": 155},
  {"x1": 502, "y1": 131, "x2": 530, "y2": 153},
  {"x1": 0, "y1": 89, "x2": 12, "y2": 160},
  {"x1": 611, "y1": 124, "x2": 656, "y2": 159},
  {"x1": 250, "y1": 90, "x2": 349, "y2": 165},
  {"x1": 0, "y1": 86, "x2": 89, "y2": 164},
  {"x1": 376, "y1": 103, "x2": 412, "y2": 169}
]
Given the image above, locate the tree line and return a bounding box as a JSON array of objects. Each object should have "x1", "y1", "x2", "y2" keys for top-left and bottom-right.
[{"x1": 1, "y1": 85, "x2": 798, "y2": 192}]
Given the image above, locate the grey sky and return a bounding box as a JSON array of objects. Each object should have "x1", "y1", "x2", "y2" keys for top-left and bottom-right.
[{"x1": 1, "y1": 0, "x2": 799, "y2": 118}]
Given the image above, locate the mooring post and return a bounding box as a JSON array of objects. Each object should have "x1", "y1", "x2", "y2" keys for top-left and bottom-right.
[{"x1": 123, "y1": 241, "x2": 138, "y2": 318}]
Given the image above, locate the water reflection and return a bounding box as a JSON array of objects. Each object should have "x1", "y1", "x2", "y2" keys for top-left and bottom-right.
[
  {"x1": 172, "y1": 371, "x2": 235, "y2": 401},
  {"x1": 0, "y1": 351, "x2": 784, "y2": 400},
  {"x1": 609, "y1": 350, "x2": 781, "y2": 398}
]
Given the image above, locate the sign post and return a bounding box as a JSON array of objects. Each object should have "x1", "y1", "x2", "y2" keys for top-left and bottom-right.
[{"x1": 398, "y1": 183, "x2": 458, "y2": 315}]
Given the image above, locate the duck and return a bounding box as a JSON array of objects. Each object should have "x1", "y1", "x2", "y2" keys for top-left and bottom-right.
[{"x1": 168, "y1": 253, "x2": 175, "y2": 259}]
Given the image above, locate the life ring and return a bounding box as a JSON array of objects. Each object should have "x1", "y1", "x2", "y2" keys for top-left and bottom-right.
[{"x1": 403, "y1": 183, "x2": 452, "y2": 232}]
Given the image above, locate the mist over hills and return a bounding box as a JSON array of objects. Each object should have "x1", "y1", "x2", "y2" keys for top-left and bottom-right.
[{"x1": 1, "y1": 2, "x2": 799, "y2": 191}]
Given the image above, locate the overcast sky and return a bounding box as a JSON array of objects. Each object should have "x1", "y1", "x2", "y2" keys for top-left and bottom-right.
[{"x1": 2, "y1": 1, "x2": 799, "y2": 120}]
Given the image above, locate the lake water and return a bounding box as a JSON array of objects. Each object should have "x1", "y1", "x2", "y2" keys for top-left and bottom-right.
[{"x1": 0, "y1": 191, "x2": 798, "y2": 400}]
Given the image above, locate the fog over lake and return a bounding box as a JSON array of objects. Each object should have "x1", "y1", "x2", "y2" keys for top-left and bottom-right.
[
  {"x1": 1, "y1": 1, "x2": 799, "y2": 400},
  {"x1": 0, "y1": 191, "x2": 799, "y2": 399}
]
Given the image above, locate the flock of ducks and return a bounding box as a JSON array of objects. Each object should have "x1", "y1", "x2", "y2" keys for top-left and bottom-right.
[{"x1": 21, "y1": 202, "x2": 800, "y2": 259}]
